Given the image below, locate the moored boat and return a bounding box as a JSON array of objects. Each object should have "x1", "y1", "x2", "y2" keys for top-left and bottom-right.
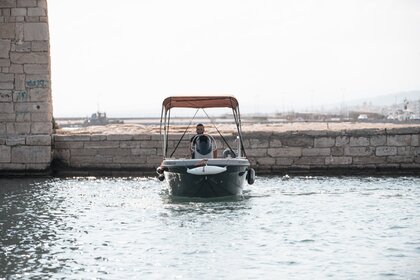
[{"x1": 157, "y1": 96, "x2": 255, "y2": 198}]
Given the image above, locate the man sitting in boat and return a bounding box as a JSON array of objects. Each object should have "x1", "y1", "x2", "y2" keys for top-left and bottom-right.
[{"x1": 190, "y1": 124, "x2": 217, "y2": 159}]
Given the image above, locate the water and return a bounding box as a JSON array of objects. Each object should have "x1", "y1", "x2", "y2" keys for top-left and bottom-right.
[{"x1": 1, "y1": 176, "x2": 419, "y2": 279}]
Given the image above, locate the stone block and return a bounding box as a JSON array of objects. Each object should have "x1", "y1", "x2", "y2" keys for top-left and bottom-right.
[
  {"x1": 0, "y1": 59, "x2": 11, "y2": 67},
  {"x1": 90, "y1": 135, "x2": 107, "y2": 141},
  {"x1": 335, "y1": 136, "x2": 349, "y2": 146},
  {"x1": 25, "y1": 88, "x2": 50, "y2": 101},
  {"x1": 11, "y1": 8, "x2": 26, "y2": 16},
  {"x1": 140, "y1": 140, "x2": 160, "y2": 148},
  {"x1": 0, "y1": 102, "x2": 13, "y2": 113},
  {"x1": 401, "y1": 163, "x2": 420, "y2": 169},
  {"x1": 0, "y1": 1, "x2": 17, "y2": 8},
  {"x1": 11, "y1": 52, "x2": 49, "y2": 64},
  {"x1": 0, "y1": 23, "x2": 15, "y2": 39},
  {"x1": 325, "y1": 156, "x2": 352, "y2": 165},
  {"x1": 245, "y1": 148, "x2": 267, "y2": 157},
  {"x1": 71, "y1": 155, "x2": 112, "y2": 165},
  {"x1": 27, "y1": 7, "x2": 45, "y2": 16},
  {"x1": 275, "y1": 157, "x2": 293, "y2": 165},
  {"x1": 387, "y1": 135, "x2": 411, "y2": 146},
  {"x1": 0, "y1": 82, "x2": 13, "y2": 89},
  {"x1": 132, "y1": 148, "x2": 157, "y2": 156},
  {"x1": 31, "y1": 121, "x2": 51, "y2": 134},
  {"x1": 268, "y1": 147, "x2": 302, "y2": 157},
  {"x1": 370, "y1": 135, "x2": 386, "y2": 146},
  {"x1": 70, "y1": 148, "x2": 97, "y2": 157},
  {"x1": 17, "y1": 0, "x2": 37, "y2": 7},
  {"x1": 6, "y1": 137, "x2": 25, "y2": 146},
  {"x1": 2, "y1": 9, "x2": 12, "y2": 16},
  {"x1": 53, "y1": 149, "x2": 70, "y2": 163},
  {"x1": 344, "y1": 146, "x2": 374, "y2": 156},
  {"x1": 146, "y1": 155, "x2": 163, "y2": 164},
  {"x1": 294, "y1": 156, "x2": 325, "y2": 165},
  {"x1": 132, "y1": 134, "x2": 151, "y2": 140},
  {"x1": 25, "y1": 74, "x2": 49, "y2": 87},
  {"x1": 23, "y1": 23, "x2": 49, "y2": 41},
  {"x1": 350, "y1": 136, "x2": 369, "y2": 146},
  {"x1": 0, "y1": 39, "x2": 11, "y2": 58},
  {"x1": 54, "y1": 135, "x2": 90, "y2": 142},
  {"x1": 269, "y1": 138, "x2": 282, "y2": 147},
  {"x1": 0, "y1": 163, "x2": 25, "y2": 170},
  {"x1": 411, "y1": 134, "x2": 419, "y2": 146},
  {"x1": 113, "y1": 155, "x2": 144, "y2": 164},
  {"x1": 24, "y1": 64, "x2": 49, "y2": 74},
  {"x1": 53, "y1": 141, "x2": 83, "y2": 149},
  {"x1": 84, "y1": 141, "x2": 119, "y2": 149},
  {"x1": 26, "y1": 135, "x2": 50, "y2": 145},
  {"x1": 15, "y1": 122, "x2": 30, "y2": 134},
  {"x1": 15, "y1": 112, "x2": 31, "y2": 121},
  {"x1": 255, "y1": 157, "x2": 275, "y2": 166},
  {"x1": 375, "y1": 146, "x2": 397, "y2": 156},
  {"x1": 6, "y1": 123, "x2": 15, "y2": 134},
  {"x1": 31, "y1": 41, "x2": 48, "y2": 52},
  {"x1": 0, "y1": 73, "x2": 15, "y2": 83},
  {"x1": 15, "y1": 101, "x2": 50, "y2": 113},
  {"x1": 302, "y1": 148, "x2": 330, "y2": 156},
  {"x1": 106, "y1": 134, "x2": 133, "y2": 141},
  {"x1": 97, "y1": 148, "x2": 131, "y2": 156},
  {"x1": 331, "y1": 146, "x2": 344, "y2": 156},
  {"x1": 387, "y1": 156, "x2": 413, "y2": 163},
  {"x1": 9, "y1": 64, "x2": 23, "y2": 73},
  {"x1": 281, "y1": 136, "x2": 313, "y2": 147},
  {"x1": 120, "y1": 141, "x2": 141, "y2": 148},
  {"x1": 31, "y1": 111, "x2": 51, "y2": 121},
  {"x1": 25, "y1": 163, "x2": 49, "y2": 170},
  {"x1": 0, "y1": 145, "x2": 11, "y2": 162},
  {"x1": 397, "y1": 147, "x2": 413, "y2": 156},
  {"x1": 249, "y1": 138, "x2": 269, "y2": 148},
  {"x1": 12, "y1": 145, "x2": 51, "y2": 163},
  {"x1": 0, "y1": 90, "x2": 12, "y2": 101},
  {"x1": 314, "y1": 137, "x2": 335, "y2": 148},
  {"x1": 352, "y1": 157, "x2": 386, "y2": 164},
  {"x1": 0, "y1": 124, "x2": 5, "y2": 134},
  {"x1": 38, "y1": 0, "x2": 47, "y2": 9}
]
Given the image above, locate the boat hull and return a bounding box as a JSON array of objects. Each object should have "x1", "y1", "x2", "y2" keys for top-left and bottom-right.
[{"x1": 162, "y1": 159, "x2": 249, "y2": 198}]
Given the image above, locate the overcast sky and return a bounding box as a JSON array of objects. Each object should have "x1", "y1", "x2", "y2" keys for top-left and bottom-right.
[{"x1": 48, "y1": 0, "x2": 420, "y2": 117}]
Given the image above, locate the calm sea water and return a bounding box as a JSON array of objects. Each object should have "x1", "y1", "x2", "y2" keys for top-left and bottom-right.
[{"x1": 1, "y1": 176, "x2": 419, "y2": 279}]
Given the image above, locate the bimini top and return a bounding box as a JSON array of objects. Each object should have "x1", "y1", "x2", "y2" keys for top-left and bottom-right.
[{"x1": 162, "y1": 96, "x2": 239, "y2": 112}]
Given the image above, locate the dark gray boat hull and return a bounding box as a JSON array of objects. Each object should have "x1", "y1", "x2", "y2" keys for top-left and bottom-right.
[{"x1": 162, "y1": 159, "x2": 250, "y2": 198}]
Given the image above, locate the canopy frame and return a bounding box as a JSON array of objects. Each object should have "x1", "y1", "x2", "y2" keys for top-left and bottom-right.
[{"x1": 159, "y1": 96, "x2": 246, "y2": 159}]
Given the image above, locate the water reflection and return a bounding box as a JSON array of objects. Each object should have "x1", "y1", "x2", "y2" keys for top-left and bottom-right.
[
  {"x1": 0, "y1": 176, "x2": 419, "y2": 279},
  {"x1": 1, "y1": 179, "x2": 70, "y2": 277}
]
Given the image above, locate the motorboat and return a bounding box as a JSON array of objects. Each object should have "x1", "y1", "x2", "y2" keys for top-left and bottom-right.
[{"x1": 156, "y1": 96, "x2": 255, "y2": 198}]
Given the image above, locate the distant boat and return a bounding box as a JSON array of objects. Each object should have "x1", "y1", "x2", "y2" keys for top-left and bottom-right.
[
  {"x1": 83, "y1": 112, "x2": 123, "y2": 126},
  {"x1": 156, "y1": 95, "x2": 255, "y2": 198}
]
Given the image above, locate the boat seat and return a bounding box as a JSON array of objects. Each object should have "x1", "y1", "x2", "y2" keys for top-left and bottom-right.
[{"x1": 192, "y1": 135, "x2": 214, "y2": 159}]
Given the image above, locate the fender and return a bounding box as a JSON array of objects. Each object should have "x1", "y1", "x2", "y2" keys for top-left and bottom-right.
[{"x1": 187, "y1": 165, "x2": 227, "y2": 175}]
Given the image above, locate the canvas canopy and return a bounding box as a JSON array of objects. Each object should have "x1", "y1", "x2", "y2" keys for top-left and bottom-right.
[{"x1": 162, "y1": 96, "x2": 239, "y2": 112}]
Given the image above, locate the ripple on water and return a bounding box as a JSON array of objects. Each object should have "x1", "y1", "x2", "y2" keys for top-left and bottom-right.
[{"x1": 1, "y1": 176, "x2": 420, "y2": 279}]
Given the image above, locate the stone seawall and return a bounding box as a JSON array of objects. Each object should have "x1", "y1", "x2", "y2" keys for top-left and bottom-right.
[{"x1": 52, "y1": 127, "x2": 420, "y2": 176}]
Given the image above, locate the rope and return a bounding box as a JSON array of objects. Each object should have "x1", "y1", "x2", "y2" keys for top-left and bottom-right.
[
  {"x1": 202, "y1": 108, "x2": 237, "y2": 158},
  {"x1": 169, "y1": 108, "x2": 200, "y2": 158}
]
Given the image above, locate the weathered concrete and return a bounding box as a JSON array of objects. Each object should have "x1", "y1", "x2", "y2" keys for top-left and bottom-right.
[{"x1": 0, "y1": 0, "x2": 52, "y2": 174}]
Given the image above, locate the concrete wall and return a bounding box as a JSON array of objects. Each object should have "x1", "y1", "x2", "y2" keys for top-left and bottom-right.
[
  {"x1": 0, "y1": 0, "x2": 52, "y2": 173},
  {"x1": 53, "y1": 127, "x2": 420, "y2": 176}
]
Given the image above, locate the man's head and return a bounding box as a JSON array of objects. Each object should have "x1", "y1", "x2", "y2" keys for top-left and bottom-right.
[{"x1": 196, "y1": 123, "x2": 204, "y2": 134}]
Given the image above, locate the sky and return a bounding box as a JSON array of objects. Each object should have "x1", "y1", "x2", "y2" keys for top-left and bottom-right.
[{"x1": 48, "y1": 0, "x2": 420, "y2": 117}]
